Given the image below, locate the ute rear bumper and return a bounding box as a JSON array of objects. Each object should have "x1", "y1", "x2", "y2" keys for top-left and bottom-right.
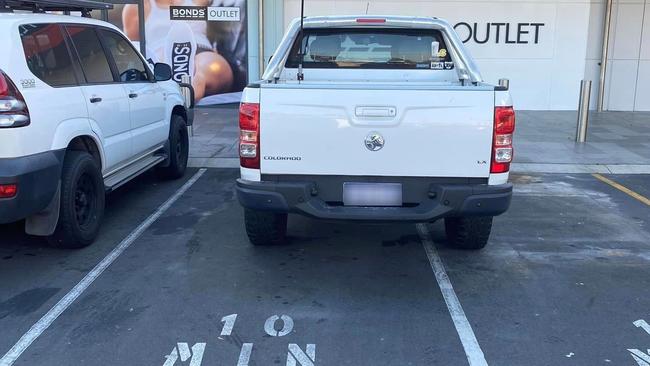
[{"x1": 236, "y1": 176, "x2": 512, "y2": 222}]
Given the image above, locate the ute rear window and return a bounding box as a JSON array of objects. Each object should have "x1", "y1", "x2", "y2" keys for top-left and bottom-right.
[{"x1": 285, "y1": 28, "x2": 453, "y2": 70}]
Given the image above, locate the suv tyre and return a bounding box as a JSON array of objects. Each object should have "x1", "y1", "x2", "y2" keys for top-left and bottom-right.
[
  {"x1": 158, "y1": 115, "x2": 189, "y2": 179},
  {"x1": 444, "y1": 216, "x2": 493, "y2": 250},
  {"x1": 244, "y1": 209, "x2": 288, "y2": 246},
  {"x1": 47, "y1": 151, "x2": 105, "y2": 249}
]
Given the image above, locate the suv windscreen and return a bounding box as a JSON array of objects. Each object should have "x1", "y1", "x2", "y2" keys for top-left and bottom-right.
[
  {"x1": 286, "y1": 28, "x2": 453, "y2": 70},
  {"x1": 99, "y1": 29, "x2": 150, "y2": 82},
  {"x1": 66, "y1": 25, "x2": 114, "y2": 84},
  {"x1": 19, "y1": 24, "x2": 77, "y2": 87}
]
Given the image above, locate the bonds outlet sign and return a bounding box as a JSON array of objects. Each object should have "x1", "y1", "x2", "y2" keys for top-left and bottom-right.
[{"x1": 169, "y1": 6, "x2": 242, "y2": 22}]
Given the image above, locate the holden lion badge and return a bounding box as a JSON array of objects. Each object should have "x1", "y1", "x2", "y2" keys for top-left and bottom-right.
[{"x1": 365, "y1": 132, "x2": 385, "y2": 151}]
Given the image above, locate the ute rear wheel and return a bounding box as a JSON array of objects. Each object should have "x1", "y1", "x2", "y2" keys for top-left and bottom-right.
[
  {"x1": 444, "y1": 216, "x2": 493, "y2": 250},
  {"x1": 47, "y1": 151, "x2": 105, "y2": 249},
  {"x1": 244, "y1": 209, "x2": 288, "y2": 246}
]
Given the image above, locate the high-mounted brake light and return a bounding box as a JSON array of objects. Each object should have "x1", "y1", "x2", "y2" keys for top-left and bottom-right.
[
  {"x1": 356, "y1": 18, "x2": 386, "y2": 23},
  {"x1": 239, "y1": 102, "x2": 260, "y2": 169},
  {"x1": 491, "y1": 106, "x2": 515, "y2": 173},
  {"x1": 0, "y1": 184, "x2": 17, "y2": 199},
  {"x1": 0, "y1": 70, "x2": 30, "y2": 128}
]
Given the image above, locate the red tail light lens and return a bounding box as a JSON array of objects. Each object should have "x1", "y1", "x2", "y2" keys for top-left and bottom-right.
[
  {"x1": 0, "y1": 70, "x2": 30, "y2": 128},
  {"x1": 239, "y1": 102, "x2": 260, "y2": 169},
  {"x1": 491, "y1": 106, "x2": 515, "y2": 173},
  {"x1": 0, "y1": 184, "x2": 17, "y2": 199}
]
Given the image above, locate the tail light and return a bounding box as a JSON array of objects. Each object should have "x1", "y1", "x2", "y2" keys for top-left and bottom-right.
[
  {"x1": 491, "y1": 106, "x2": 515, "y2": 173},
  {"x1": 239, "y1": 102, "x2": 260, "y2": 169},
  {"x1": 0, "y1": 70, "x2": 30, "y2": 128},
  {"x1": 0, "y1": 184, "x2": 17, "y2": 199}
]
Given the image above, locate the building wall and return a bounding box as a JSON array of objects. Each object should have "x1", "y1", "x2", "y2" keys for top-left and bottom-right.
[
  {"x1": 258, "y1": 0, "x2": 648, "y2": 111},
  {"x1": 584, "y1": 0, "x2": 650, "y2": 111},
  {"x1": 279, "y1": 0, "x2": 592, "y2": 110}
]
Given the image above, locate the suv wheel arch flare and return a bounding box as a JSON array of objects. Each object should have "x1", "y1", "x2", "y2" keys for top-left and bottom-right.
[
  {"x1": 239, "y1": 102, "x2": 260, "y2": 169},
  {"x1": 491, "y1": 106, "x2": 515, "y2": 173},
  {"x1": 68, "y1": 135, "x2": 103, "y2": 172},
  {"x1": 0, "y1": 70, "x2": 30, "y2": 128}
]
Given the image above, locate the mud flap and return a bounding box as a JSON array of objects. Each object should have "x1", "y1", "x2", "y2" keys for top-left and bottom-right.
[{"x1": 25, "y1": 181, "x2": 61, "y2": 236}]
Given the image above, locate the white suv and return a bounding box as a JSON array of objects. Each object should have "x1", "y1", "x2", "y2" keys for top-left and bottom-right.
[{"x1": 0, "y1": 10, "x2": 192, "y2": 248}]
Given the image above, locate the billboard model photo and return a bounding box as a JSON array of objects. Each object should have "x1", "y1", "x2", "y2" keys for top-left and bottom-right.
[{"x1": 102, "y1": 0, "x2": 248, "y2": 105}]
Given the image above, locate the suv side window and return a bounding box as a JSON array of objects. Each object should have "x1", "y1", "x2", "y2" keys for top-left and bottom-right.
[
  {"x1": 99, "y1": 29, "x2": 151, "y2": 83},
  {"x1": 19, "y1": 24, "x2": 77, "y2": 87},
  {"x1": 65, "y1": 25, "x2": 114, "y2": 84}
]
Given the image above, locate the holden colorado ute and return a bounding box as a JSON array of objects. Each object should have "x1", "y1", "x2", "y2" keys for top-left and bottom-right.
[{"x1": 236, "y1": 16, "x2": 515, "y2": 249}]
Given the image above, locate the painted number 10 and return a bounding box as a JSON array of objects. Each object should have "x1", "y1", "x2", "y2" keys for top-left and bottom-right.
[{"x1": 220, "y1": 314, "x2": 294, "y2": 337}]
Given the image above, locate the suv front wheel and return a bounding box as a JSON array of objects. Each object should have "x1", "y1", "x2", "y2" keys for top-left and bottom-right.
[
  {"x1": 47, "y1": 151, "x2": 105, "y2": 248},
  {"x1": 158, "y1": 115, "x2": 189, "y2": 180}
]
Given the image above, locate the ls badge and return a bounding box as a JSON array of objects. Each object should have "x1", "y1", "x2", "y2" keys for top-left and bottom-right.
[{"x1": 365, "y1": 132, "x2": 385, "y2": 151}]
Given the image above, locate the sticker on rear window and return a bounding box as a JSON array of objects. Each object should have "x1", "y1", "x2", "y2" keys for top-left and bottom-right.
[
  {"x1": 431, "y1": 62, "x2": 444, "y2": 70},
  {"x1": 444, "y1": 62, "x2": 455, "y2": 70}
]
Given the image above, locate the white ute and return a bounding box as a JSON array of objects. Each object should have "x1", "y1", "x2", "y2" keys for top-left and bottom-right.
[
  {"x1": 0, "y1": 0, "x2": 192, "y2": 248},
  {"x1": 237, "y1": 16, "x2": 515, "y2": 249}
]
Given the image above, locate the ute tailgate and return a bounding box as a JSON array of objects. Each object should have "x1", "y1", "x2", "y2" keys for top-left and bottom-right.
[{"x1": 259, "y1": 85, "x2": 495, "y2": 178}]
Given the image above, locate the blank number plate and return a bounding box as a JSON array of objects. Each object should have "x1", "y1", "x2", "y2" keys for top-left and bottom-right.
[{"x1": 342, "y1": 183, "x2": 403, "y2": 207}]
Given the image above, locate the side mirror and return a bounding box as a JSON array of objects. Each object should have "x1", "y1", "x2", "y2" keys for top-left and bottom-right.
[{"x1": 154, "y1": 63, "x2": 172, "y2": 81}]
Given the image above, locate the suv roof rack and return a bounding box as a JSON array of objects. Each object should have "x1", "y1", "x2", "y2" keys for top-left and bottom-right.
[{"x1": 0, "y1": 0, "x2": 113, "y2": 16}]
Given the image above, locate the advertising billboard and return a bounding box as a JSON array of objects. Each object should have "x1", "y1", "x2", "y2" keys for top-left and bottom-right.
[{"x1": 101, "y1": 0, "x2": 248, "y2": 105}]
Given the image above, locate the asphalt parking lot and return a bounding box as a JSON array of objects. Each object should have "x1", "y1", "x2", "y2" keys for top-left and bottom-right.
[{"x1": 1, "y1": 169, "x2": 649, "y2": 366}]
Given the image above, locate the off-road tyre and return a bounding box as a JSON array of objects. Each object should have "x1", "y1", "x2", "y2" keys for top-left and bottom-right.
[
  {"x1": 158, "y1": 115, "x2": 189, "y2": 180},
  {"x1": 244, "y1": 208, "x2": 288, "y2": 246},
  {"x1": 444, "y1": 216, "x2": 493, "y2": 250},
  {"x1": 47, "y1": 151, "x2": 105, "y2": 249}
]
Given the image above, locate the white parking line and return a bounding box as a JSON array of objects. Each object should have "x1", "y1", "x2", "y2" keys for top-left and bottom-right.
[
  {"x1": 416, "y1": 224, "x2": 488, "y2": 366},
  {"x1": 0, "y1": 168, "x2": 207, "y2": 366}
]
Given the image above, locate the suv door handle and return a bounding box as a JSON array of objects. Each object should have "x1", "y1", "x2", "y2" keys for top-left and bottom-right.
[
  {"x1": 128, "y1": 93, "x2": 138, "y2": 99},
  {"x1": 89, "y1": 97, "x2": 102, "y2": 104}
]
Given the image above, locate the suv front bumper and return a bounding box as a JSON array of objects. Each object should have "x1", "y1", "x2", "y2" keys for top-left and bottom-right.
[
  {"x1": 0, "y1": 150, "x2": 64, "y2": 224},
  {"x1": 236, "y1": 176, "x2": 512, "y2": 222}
]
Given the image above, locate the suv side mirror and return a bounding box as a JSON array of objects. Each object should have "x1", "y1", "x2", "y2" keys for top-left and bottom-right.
[{"x1": 154, "y1": 63, "x2": 172, "y2": 81}]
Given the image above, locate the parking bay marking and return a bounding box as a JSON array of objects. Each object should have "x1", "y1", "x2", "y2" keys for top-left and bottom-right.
[
  {"x1": 592, "y1": 174, "x2": 650, "y2": 206},
  {"x1": 0, "y1": 168, "x2": 207, "y2": 366},
  {"x1": 166, "y1": 314, "x2": 316, "y2": 365},
  {"x1": 635, "y1": 320, "x2": 650, "y2": 336},
  {"x1": 416, "y1": 224, "x2": 489, "y2": 366},
  {"x1": 629, "y1": 319, "x2": 650, "y2": 366}
]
